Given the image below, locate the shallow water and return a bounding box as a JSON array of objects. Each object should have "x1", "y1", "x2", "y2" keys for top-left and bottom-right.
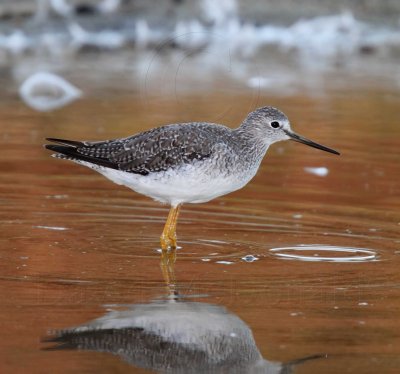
[{"x1": 1, "y1": 80, "x2": 399, "y2": 373}]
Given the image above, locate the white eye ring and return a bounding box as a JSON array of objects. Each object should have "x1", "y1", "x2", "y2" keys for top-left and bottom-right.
[{"x1": 270, "y1": 121, "x2": 280, "y2": 129}]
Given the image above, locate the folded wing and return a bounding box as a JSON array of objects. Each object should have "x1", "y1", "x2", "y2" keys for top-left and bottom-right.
[{"x1": 45, "y1": 123, "x2": 215, "y2": 176}]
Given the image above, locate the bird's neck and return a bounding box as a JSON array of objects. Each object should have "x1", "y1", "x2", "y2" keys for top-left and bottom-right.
[{"x1": 233, "y1": 121, "x2": 270, "y2": 161}]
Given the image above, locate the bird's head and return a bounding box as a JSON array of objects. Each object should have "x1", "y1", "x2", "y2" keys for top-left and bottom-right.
[{"x1": 242, "y1": 106, "x2": 340, "y2": 155}]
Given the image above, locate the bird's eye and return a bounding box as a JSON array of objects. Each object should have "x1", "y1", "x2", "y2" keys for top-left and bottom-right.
[{"x1": 270, "y1": 121, "x2": 280, "y2": 129}]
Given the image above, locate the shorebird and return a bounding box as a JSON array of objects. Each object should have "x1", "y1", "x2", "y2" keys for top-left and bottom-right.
[
  {"x1": 45, "y1": 106, "x2": 339, "y2": 250},
  {"x1": 43, "y1": 298, "x2": 324, "y2": 373}
]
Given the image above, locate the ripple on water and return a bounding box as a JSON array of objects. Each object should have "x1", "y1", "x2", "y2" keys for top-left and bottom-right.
[
  {"x1": 54, "y1": 203, "x2": 388, "y2": 268},
  {"x1": 101, "y1": 236, "x2": 265, "y2": 265},
  {"x1": 99, "y1": 232, "x2": 383, "y2": 266},
  {"x1": 269, "y1": 245, "x2": 379, "y2": 263}
]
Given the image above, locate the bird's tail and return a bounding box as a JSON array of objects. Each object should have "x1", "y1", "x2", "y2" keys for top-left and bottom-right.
[{"x1": 44, "y1": 138, "x2": 117, "y2": 169}]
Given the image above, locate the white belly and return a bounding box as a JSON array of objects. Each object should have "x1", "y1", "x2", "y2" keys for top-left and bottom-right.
[{"x1": 75, "y1": 160, "x2": 257, "y2": 207}]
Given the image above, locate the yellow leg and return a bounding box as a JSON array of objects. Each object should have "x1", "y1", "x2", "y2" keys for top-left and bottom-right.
[
  {"x1": 160, "y1": 205, "x2": 181, "y2": 290},
  {"x1": 160, "y1": 205, "x2": 181, "y2": 250},
  {"x1": 160, "y1": 247, "x2": 177, "y2": 290}
]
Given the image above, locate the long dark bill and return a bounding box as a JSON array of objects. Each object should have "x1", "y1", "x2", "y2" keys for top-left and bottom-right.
[{"x1": 284, "y1": 130, "x2": 340, "y2": 155}]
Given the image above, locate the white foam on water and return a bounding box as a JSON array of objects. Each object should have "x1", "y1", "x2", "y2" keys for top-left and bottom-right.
[
  {"x1": 0, "y1": 30, "x2": 31, "y2": 55},
  {"x1": 50, "y1": 0, "x2": 74, "y2": 17},
  {"x1": 201, "y1": 0, "x2": 238, "y2": 26},
  {"x1": 19, "y1": 72, "x2": 82, "y2": 112},
  {"x1": 270, "y1": 245, "x2": 378, "y2": 263},
  {"x1": 97, "y1": 0, "x2": 121, "y2": 15},
  {"x1": 69, "y1": 23, "x2": 126, "y2": 50},
  {"x1": 304, "y1": 167, "x2": 329, "y2": 177},
  {"x1": 34, "y1": 225, "x2": 69, "y2": 231}
]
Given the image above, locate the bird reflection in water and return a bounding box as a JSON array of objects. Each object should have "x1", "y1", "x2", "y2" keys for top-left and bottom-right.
[
  {"x1": 43, "y1": 260, "x2": 325, "y2": 373},
  {"x1": 160, "y1": 246, "x2": 177, "y2": 288}
]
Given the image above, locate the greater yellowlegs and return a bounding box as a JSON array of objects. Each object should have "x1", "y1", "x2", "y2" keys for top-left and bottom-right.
[
  {"x1": 45, "y1": 106, "x2": 339, "y2": 250},
  {"x1": 44, "y1": 298, "x2": 324, "y2": 372}
]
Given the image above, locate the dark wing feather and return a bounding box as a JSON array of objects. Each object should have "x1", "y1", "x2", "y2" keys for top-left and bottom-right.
[
  {"x1": 45, "y1": 144, "x2": 118, "y2": 169},
  {"x1": 45, "y1": 138, "x2": 85, "y2": 147},
  {"x1": 45, "y1": 123, "x2": 221, "y2": 175},
  {"x1": 112, "y1": 124, "x2": 214, "y2": 173}
]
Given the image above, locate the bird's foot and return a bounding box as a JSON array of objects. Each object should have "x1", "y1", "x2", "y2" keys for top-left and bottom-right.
[{"x1": 160, "y1": 233, "x2": 178, "y2": 251}]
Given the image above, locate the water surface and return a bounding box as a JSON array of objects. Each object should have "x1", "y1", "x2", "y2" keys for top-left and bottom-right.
[{"x1": 0, "y1": 81, "x2": 399, "y2": 373}]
